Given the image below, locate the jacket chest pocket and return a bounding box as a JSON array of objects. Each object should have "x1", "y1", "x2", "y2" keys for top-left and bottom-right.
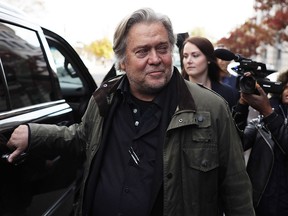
[
  {"x1": 183, "y1": 147, "x2": 218, "y2": 172},
  {"x1": 182, "y1": 112, "x2": 219, "y2": 172}
]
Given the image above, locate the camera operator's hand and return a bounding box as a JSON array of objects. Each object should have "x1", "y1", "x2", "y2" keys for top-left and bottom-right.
[{"x1": 241, "y1": 83, "x2": 273, "y2": 117}]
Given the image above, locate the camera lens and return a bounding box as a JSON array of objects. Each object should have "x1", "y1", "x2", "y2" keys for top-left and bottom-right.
[{"x1": 239, "y1": 76, "x2": 256, "y2": 94}]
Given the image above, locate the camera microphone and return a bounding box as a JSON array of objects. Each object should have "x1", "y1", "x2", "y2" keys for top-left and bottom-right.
[{"x1": 214, "y1": 48, "x2": 248, "y2": 62}]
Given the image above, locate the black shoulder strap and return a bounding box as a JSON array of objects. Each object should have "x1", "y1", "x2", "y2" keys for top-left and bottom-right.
[{"x1": 251, "y1": 118, "x2": 275, "y2": 150}]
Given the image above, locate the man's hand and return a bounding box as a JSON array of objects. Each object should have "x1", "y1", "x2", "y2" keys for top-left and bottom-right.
[
  {"x1": 6, "y1": 125, "x2": 29, "y2": 163},
  {"x1": 241, "y1": 84, "x2": 273, "y2": 117}
]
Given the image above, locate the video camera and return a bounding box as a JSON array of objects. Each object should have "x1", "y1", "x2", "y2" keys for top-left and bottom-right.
[{"x1": 214, "y1": 48, "x2": 284, "y2": 94}]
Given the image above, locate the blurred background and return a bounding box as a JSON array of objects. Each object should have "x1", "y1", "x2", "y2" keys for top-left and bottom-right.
[{"x1": 2, "y1": 0, "x2": 288, "y2": 84}]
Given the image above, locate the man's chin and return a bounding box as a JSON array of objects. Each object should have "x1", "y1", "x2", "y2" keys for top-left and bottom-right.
[{"x1": 145, "y1": 80, "x2": 167, "y2": 92}]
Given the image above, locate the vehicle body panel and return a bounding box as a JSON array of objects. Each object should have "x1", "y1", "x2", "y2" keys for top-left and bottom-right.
[{"x1": 0, "y1": 2, "x2": 97, "y2": 215}]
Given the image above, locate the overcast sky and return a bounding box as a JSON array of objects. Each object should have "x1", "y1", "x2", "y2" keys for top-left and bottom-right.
[{"x1": 26, "y1": 0, "x2": 256, "y2": 45}]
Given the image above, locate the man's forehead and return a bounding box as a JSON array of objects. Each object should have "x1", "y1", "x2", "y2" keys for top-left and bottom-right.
[
  {"x1": 129, "y1": 22, "x2": 167, "y2": 37},
  {"x1": 127, "y1": 22, "x2": 169, "y2": 46}
]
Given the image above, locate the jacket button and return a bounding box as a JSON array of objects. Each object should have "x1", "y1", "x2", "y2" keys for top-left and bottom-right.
[
  {"x1": 124, "y1": 187, "x2": 129, "y2": 193},
  {"x1": 201, "y1": 160, "x2": 208, "y2": 168},
  {"x1": 166, "y1": 173, "x2": 173, "y2": 179},
  {"x1": 197, "y1": 115, "x2": 204, "y2": 122}
]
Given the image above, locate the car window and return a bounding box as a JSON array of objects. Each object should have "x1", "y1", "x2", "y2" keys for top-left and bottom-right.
[
  {"x1": 0, "y1": 22, "x2": 52, "y2": 111},
  {"x1": 49, "y1": 46, "x2": 83, "y2": 89},
  {"x1": 0, "y1": 73, "x2": 6, "y2": 112}
]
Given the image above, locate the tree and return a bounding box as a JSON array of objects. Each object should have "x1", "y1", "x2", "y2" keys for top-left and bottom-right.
[
  {"x1": 217, "y1": 18, "x2": 273, "y2": 57},
  {"x1": 254, "y1": 0, "x2": 287, "y2": 11},
  {"x1": 84, "y1": 37, "x2": 113, "y2": 60},
  {"x1": 262, "y1": 8, "x2": 288, "y2": 42},
  {"x1": 217, "y1": 0, "x2": 288, "y2": 58},
  {"x1": 190, "y1": 27, "x2": 207, "y2": 37},
  {"x1": 254, "y1": 0, "x2": 288, "y2": 43}
]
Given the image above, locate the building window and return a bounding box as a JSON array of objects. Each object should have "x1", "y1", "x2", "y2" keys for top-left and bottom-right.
[{"x1": 277, "y1": 48, "x2": 281, "y2": 60}]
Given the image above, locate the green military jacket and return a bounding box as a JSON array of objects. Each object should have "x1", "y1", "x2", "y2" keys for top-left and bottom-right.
[{"x1": 28, "y1": 69, "x2": 255, "y2": 216}]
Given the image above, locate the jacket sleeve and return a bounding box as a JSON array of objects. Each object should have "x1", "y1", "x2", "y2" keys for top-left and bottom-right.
[
  {"x1": 218, "y1": 103, "x2": 255, "y2": 215},
  {"x1": 27, "y1": 96, "x2": 98, "y2": 158},
  {"x1": 232, "y1": 102, "x2": 257, "y2": 151},
  {"x1": 242, "y1": 120, "x2": 258, "y2": 151},
  {"x1": 232, "y1": 102, "x2": 249, "y2": 132},
  {"x1": 264, "y1": 111, "x2": 288, "y2": 154}
]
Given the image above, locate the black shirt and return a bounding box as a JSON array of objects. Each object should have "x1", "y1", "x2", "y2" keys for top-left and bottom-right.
[{"x1": 91, "y1": 74, "x2": 179, "y2": 216}]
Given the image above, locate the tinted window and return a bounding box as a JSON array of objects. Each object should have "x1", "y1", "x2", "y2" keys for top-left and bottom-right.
[
  {"x1": 0, "y1": 72, "x2": 6, "y2": 111},
  {"x1": 0, "y1": 22, "x2": 52, "y2": 111},
  {"x1": 49, "y1": 46, "x2": 83, "y2": 89}
]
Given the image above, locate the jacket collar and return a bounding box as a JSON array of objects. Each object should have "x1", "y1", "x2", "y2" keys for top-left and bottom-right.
[{"x1": 93, "y1": 67, "x2": 197, "y2": 117}]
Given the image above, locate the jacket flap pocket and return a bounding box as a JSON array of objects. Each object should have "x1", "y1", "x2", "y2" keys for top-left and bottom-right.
[{"x1": 183, "y1": 147, "x2": 219, "y2": 172}]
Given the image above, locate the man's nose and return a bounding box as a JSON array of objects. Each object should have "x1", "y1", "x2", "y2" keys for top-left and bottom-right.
[{"x1": 148, "y1": 50, "x2": 161, "y2": 64}]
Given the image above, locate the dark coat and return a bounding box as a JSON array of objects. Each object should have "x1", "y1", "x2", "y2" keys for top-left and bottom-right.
[
  {"x1": 233, "y1": 99, "x2": 288, "y2": 215},
  {"x1": 211, "y1": 81, "x2": 239, "y2": 110},
  {"x1": 28, "y1": 68, "x2": 255, "y2": 216}
]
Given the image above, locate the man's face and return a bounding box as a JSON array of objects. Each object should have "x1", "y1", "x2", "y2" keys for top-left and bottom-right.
[
  {"x1": 120, "y1": 22, "x2": 173, "y2": 101},
  {"x1": 282, "y1": 83, "x2": 288, "y2": 105},
  {"x1": 217, "y1": 58, "x2": 230, "y2": 77}
]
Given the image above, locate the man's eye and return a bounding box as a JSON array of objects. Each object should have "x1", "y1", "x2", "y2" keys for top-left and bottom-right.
[
  {"x1": 135, "y1": 49, "x2": 148, "y2": 58},
  {"x1": 158, "y1": 46, "x2": 168, "y2": 53}
]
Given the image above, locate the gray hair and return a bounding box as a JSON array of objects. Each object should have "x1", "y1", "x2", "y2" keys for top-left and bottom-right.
[{"x1": 113, "y1": 8, "x2": 175, "y2": 70}]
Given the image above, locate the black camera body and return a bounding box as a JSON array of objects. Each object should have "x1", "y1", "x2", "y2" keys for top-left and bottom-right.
[
  {"x1": 214, "y1": 48, "x2": 284, "y2": 95},
  {"x1": 232, "y1": 59, "x2": 284, "y2": 94}
]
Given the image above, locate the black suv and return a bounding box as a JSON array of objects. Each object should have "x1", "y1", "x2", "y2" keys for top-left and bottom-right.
[{"x1": 0, "y1": 3, "x2": 97, "y2": 216}]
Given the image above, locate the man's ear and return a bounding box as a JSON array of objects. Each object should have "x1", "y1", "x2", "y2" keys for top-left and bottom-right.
[{"x1": 120, "y1": 62, "x2": 125, "y2": 71}]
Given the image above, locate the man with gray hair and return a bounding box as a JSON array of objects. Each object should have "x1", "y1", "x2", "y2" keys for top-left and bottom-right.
[{"x1": 6, "y1": 7, "x2": 255, "y2": 216}]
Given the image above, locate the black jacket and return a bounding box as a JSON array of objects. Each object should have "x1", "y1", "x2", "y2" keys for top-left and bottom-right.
[
  {"x1": 211, "y1": 81, "x2": 239, "y2": 110},
  {"x1": 232, "y1": 99, "x2": 288, "y2": 215}
]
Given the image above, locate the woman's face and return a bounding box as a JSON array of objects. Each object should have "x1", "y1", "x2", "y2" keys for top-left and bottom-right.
[
  {"x1": 182, "y1": 42, "x2": 209, "y2": 79},
  {"x1": 282, "y1": 83, "x2": 288, "y2": 105}
]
